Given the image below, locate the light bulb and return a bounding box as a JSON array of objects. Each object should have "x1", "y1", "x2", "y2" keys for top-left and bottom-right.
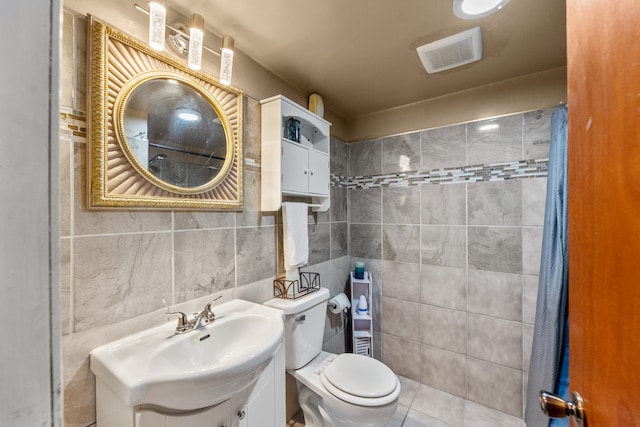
[
  {"x1": 188, "y1": 14, "x2": 204, "y2": 71},
  {"x1": 219, "y1": 36, "x2": 234, "y2": 85},
  {"x1": 148, "y1": 0, "x2": 166, "y2": 51}
]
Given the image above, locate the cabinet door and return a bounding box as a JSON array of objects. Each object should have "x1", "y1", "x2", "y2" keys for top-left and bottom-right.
[
  {"x1": 135, "y1": 401, "x2": 231, "y2": 427},
  {"x1": 308, "y1": 151, "x2": 329, "y2": 196},
  {"x1": 281, "y1": 141, "x2": 308, "y2": 194}
]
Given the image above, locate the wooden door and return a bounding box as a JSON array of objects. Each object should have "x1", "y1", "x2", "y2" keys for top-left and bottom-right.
[{"x1": 567, "y1": 0, "x2": 640, "y2": 424}]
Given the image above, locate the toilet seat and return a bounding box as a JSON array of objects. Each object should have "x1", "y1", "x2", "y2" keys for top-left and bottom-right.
[{"x1": 319, "y1": 354, "x2": 400, "y2": 407}]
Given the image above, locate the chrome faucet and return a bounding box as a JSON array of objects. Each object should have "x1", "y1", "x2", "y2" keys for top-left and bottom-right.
[{"x1": 167, "y1": 296, "x2": 223, "y2": 334}]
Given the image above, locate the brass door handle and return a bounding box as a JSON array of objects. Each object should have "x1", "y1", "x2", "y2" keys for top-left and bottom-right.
[{"x1": 539, "y1": 390, "x2": 587, "y2": 427}]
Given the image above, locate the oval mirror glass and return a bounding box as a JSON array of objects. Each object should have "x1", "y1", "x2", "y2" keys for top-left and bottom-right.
[{"x1": 121, "y1": 77, "x2": 229, "y2": 190}]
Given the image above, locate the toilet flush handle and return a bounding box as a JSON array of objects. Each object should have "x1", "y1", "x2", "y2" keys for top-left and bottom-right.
[{"x1": 295, "y1": 314, "x2": 306, "y2": 322}]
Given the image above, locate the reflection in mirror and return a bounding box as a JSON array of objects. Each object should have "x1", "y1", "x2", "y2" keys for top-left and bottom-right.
[{"x1": 123, "y1": 78, "x2": 228, "y2": 188}]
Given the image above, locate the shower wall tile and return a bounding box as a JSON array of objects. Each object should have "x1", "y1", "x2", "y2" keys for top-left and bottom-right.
[
  {"x1": 523, "y1": 324, "x2": 534, "y2": 373},
  {"x1": 467, "y1": 115, "x2": 523, "y2": 165},
  {"x1": 468, "y1": 359, "x2": 523, "y2": 417},
  {"x1": 522, "y1": 227, "x2": 543, "y2": 276},
  {"x1": 421, "y1": 345, "x2": 467, "y2": 398},
  {"x1": 236, "y1": 226, "x2": 277, "y2": 285},
  {"x1": 174, "y1": 229, "x2": 236, "y2": 302},
  {"x1": 421, "y1": 225, "x2": 466, "y2": 268},
  {"x1": 523, "y1": 177, "x2": 548, "y2": 226},
  {"x1": 381, "y1": 333, "x2": 422, "y2": 382},
  {"x1": 382, "y1": 260, "x2": 422, "y2": 303},
  {"x1": 468, "y1": 270, "x2": 522, "y2": 321},
  {"x1": 330, "y1": 222, "x2": 348, "y2": 259},
  {"x1": 349, "y1": 223, "x2": 382, "y2": 259},
  {"x1": 73, "y1": 233, "x2": 172, "y2": 332},
  {"x1": 421, "y1": 183, "x2": 466, "y2": 225},
  {"x1": 308, "y1": 222, "x2": 331, "y2": 265},
  {"x1": 421, "y1": 265, "x2": 467, "y2": 311},
  {"x1": 382, "y1": 297, "x2": 421, "y2": 340},
  {"x1": 468, "y1": 315, "x2": 522, "y2": 369},
  {"x1": 382, "y1": 133, "x2": 421, "y2": 173},
  {"x1": 524, "y1": 109, "x2": 553, "y2": 160},
  {"x1": 420, "y1": 305, "x2": 467, "y2": 354},
  {"x1": 421, "y1": 124, "x2": 467, "y2": 170},
  {"x1": 349, "y1": 139, "x2": 382, "y2": 177},
  {"x1": 468, "y1": 226, "x2": 522, "y2": 274},
  {"x1": 349, "y1": 188, "x2": 382, "y2": 223},
  {"x1": 383, "y1": 186, "x2": 420, "y2": 224},
  {"x1": 523, "y1": 275, "x2": 539, "y2": 325},
  {"x1": 383, "y1": 224, "x2": 421, "y2": 263},
  {"x1": 331, "y1": 187, "x2": 348, "y2": 222},
  {"x1": 468, "y1": 180, "x2": 522, "y2": 226}
]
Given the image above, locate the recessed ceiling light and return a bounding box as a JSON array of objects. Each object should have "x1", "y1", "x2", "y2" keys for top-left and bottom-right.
[{"x1": 453, "y1": 0, "x2": 510, "y2": 20}]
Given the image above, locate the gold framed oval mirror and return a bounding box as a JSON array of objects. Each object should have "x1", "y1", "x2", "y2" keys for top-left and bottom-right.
[
  {"x1": 88, "y1": 17, "x2": 243, "y2": 210},
  {"x1": 114, "y1": 72, "x2": 234, "y2": 194}
]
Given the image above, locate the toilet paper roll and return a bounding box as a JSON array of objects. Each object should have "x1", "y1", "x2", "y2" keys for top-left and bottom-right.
[{"x1": 328, "y1": 293, "x2": 351, "y2": 314}]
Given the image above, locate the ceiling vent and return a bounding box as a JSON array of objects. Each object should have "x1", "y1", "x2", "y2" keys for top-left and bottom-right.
[{"x1": 416, "y1": 26, "x2": 483, "y2": 74}]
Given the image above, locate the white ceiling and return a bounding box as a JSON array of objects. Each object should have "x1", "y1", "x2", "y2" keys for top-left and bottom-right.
[{"x1": 169, "y1": 0, "x2": 567, "y2": 120}]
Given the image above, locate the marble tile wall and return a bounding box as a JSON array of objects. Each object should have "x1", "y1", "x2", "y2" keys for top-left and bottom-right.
[
  {"x1": 347, "y1": 109, "x2": 555, "y2": 419},
  {"x1": 60, "y1": 11, "x2": 349, "y2": 427}
]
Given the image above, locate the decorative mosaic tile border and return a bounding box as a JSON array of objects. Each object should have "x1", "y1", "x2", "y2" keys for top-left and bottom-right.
[
  {"x1": 60, "y1": 108, "x2": 87, "y2": 144},
  {"x1": 331, "y1": 158, "x2": 548, "y2": 189}
]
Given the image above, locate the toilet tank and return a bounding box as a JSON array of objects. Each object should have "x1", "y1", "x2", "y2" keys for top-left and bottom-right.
[{"x1": 264, "y1": 287, "x2": 330, "y2": 369}]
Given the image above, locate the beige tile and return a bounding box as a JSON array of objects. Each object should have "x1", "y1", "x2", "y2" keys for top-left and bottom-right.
[
  {"x1": 381, "y1": 334, "x2": 421, "y2": 382},
  {"x1": 467, "y1": 270, "x2": 522, "y2": 321},
  {"x1": 522, "y1": 177, "x2": 547, "y2": 226},
  {"x1": 468, "y1": 315, "x2": 522, "y2": 370},
  {"x1": 522, "y1": 276, "x2": 539, "y2": 325},
  {"x1": 383, "y1": 224, "x2": 421, "y2": 263},
  {"x1": 382, "y1": 260, "x2": 422, "y2": 303},
  {"x1": 420, "y1": 305, "x2": 467, "y2": 354},
  {"x1": 73, "y1": 233, "x2": 172, "y2": 331},
  {"x1": 522, "y1": 227, "x2": 543, "y2": 276},
  {"x1": 421, "y1": 345, "x2": 467, "y2": 398},
  {"x1": 410, "y1": 384, "x2": 465, "y2": 426},
  {"x1": 467, "y1": 359, "x2": 523, "y2": 418},
  {"x1": 463, "y1": 400, "x2": 523, "y2": 427},
  {"x1": 174, "y1": 229, "x2": 236, "y2": 302},
  {"x1": 421, "y1": 265, "x2": 467, "y2": 311},
  {"x1": 382, "y1": 297, "x2": 421, "y2": 340},
  {"x1": 468, "y1": 180, "x2": 522, "y2": 226}
]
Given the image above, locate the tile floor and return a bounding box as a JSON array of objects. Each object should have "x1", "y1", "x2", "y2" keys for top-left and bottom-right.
[{"x1": 287, "y1": 376, "x2": 525, "y2": 427}]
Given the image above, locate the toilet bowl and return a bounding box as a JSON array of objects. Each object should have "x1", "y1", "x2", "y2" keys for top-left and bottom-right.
[{"x1": 264, "y1": 288, "x2": 400, "y2": 427}]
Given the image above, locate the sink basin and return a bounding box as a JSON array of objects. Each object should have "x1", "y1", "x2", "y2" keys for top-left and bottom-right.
[{"x1": 90, "y1": 299, "x2": 284, "y2": 410}]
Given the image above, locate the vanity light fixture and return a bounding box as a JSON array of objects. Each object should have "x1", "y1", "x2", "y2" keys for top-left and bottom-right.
[
  {"x1": 135, "y1": 4, "x2": 236, "y2": 84},
  {"x1": 148, "y1": 0, "x2": 166, "y2": 50},
  {"x1": 453, "y1": 0, "x2": 510, "y2": 19},
  {"x1": 219, "y1": 36, "x2": 234, "y2": 86},
  {"x1": 188, "y1": 14, "x2": 204, "y2": 71}
]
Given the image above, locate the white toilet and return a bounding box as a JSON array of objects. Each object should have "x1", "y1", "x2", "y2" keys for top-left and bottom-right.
[{"x1": 264, "y1": 287, "x2": 400, "y2": 427}]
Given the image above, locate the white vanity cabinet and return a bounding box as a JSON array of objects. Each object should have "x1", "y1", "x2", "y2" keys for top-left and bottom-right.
[
  {"x1": 261, "y1": 95, "x2": 331, "y2": 212},
  {"x1": 96, "y1": 345, "x2": 285, "y2": 427}
]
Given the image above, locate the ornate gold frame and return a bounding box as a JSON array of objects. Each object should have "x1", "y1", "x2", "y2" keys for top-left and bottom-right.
[{"x1": 87, "y1": 16, "x2": 243, "y2": 209}]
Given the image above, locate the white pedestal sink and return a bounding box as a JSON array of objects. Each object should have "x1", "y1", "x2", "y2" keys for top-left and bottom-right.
[{"x1": 90, "y1": 299, "x2": 285, "y2": 427}]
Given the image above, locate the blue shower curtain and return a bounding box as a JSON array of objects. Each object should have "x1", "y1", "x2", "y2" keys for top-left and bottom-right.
[{"x1": 525, "y1": 106, "x2": 569, "y2": 427}]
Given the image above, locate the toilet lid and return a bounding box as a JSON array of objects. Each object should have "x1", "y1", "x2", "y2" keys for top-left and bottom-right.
[{"x1": 321, "y1": 354, "x2": 398, "y2": 399}]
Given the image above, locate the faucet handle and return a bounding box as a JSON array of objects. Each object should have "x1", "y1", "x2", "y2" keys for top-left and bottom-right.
[
  {"x1": 203, "y1": 295, "x2": 223, "y2": 321},
  {"x1": 167, "y1": 310, "x2": 190, "y2": 333}
]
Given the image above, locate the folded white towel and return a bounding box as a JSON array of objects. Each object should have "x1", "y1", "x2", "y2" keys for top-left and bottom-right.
[{"x1": 282, "y1": 202, "x2": 309, "y2": 281}]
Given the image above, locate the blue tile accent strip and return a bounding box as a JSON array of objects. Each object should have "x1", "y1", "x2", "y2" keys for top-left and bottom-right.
[{"x1": 331, "y1": 158, "x2": 548, "y2": 189}]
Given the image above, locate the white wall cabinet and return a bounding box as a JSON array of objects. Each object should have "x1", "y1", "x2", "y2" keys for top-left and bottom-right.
[{"x1": 261, "y1": 95, "x2": 331, "y2": 212}]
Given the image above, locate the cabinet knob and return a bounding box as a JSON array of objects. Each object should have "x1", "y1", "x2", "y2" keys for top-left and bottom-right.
[
  {"x1": 237, "y1": 410, "x2": 246, "y2": 420},
  {"x1": 310, "y1": 170, "x2": 314, "y2": 175},
  {"x1": 304, "y1": 170, "x2": 308, "y2": 175}
]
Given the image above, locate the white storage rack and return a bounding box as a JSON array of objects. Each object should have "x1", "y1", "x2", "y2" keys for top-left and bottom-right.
[{"x1": 350, "y1": 271, "x2": 373, "y2": 357}]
